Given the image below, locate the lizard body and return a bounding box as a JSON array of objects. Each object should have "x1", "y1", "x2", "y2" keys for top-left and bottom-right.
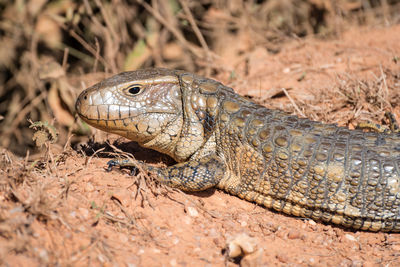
[{"x1": 76, "y1": 68, "x2": 400, "y2": 232}]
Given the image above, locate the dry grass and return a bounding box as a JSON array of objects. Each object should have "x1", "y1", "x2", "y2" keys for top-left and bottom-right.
[{"x1": 299, "y1": 68, "x2": 400, "y2": 127}]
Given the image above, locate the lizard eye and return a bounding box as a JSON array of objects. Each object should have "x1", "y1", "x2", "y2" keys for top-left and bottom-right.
[{"x1": 124, "y1": 84, "x2": 143, "y2": 96}]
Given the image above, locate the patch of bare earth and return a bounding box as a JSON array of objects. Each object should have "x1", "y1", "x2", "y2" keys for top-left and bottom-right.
[{"x1": 1, "y1": 25, "x2": 400, "y2": 266}]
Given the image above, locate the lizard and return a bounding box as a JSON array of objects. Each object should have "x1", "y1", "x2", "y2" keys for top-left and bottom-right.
[{"x1": 75, "y1": 68, "x2": 400, "y2": 232}]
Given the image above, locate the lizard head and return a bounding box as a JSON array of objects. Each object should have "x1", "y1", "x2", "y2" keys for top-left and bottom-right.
[
  {"x1": 75, "y1": 68, "x2": 184, "y2": 159},
  {"x1": 76, "y1": 68, "x2": 223, "y2": 162}
]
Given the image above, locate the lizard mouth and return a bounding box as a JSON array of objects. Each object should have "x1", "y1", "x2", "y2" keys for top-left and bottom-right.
[
  {"x1": 76, "y1": 94, "x2": 178, "y2": 122},
  {"x1": 77, "y1": 105, "x2": 179, "y2": 134}
]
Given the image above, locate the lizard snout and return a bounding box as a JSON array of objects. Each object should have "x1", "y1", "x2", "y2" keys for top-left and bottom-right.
[{"x1": 75, "y1": 90, "x2": 91, "y2": 118}]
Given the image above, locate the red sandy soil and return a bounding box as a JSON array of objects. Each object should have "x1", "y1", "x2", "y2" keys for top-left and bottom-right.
[{"x1": 1, "y1": 24, "x2": 400, "y2": 266}]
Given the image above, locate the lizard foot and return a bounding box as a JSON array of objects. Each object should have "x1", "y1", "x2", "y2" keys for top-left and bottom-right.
[{"x1": 107, "y1": 159, "x2": 139, "y2": 176}]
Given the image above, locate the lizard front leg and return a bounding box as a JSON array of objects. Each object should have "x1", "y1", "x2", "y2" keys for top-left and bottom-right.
[{"x1": 108, "y1": 153, "x2": 226, "y2": 191}]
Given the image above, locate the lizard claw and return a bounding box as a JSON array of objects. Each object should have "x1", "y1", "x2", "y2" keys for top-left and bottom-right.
[
  {"x1": 106, "y1": 159, "x2": 119, "y2": 171},
  {"x1": 106, "y1": 159, "x2": 138, "y2": 176}
]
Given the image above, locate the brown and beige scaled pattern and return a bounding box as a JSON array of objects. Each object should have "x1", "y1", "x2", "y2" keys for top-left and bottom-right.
[
  {"x1": 2, "y1": 26, "x2": 400, "y2": 266},
  {"x1": 76, "y1": 66, "x2": 400, "y2": 232}
]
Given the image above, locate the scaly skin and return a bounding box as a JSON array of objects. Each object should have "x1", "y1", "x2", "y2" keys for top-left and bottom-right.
[{"x1": 75, "y1": 68, "x2": 400, "y2": 232}]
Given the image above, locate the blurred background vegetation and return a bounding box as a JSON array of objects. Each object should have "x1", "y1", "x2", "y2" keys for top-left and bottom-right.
[{"x1": 0, "y1": 0, "x2": 399, "y2": 156}]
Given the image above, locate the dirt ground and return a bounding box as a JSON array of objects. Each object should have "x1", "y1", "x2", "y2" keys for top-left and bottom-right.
[{"x1": 1, "y1": 23, "x2": 400, "y2": 266}]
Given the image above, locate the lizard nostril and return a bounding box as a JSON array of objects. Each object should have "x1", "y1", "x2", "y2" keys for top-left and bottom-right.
[{"x1": 83, "y1": 95, "x2": 87, "y2": 100}]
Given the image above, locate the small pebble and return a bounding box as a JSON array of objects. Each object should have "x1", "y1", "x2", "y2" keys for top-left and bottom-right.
[
  {"x1": 78, "y1": 207, "x2": 89, "y2": 219},
  {"x1": 308, "y1": 220, "x2": 316, "y2": 226},
  {"x1": 183, "y1": 216, "x2": 192, "y2": 225},
  {"x1": 287, "y1": 230, "x2": 301, "y2": 240},
  {"x1": 283, "y1": 67, "x2": 291, "y2": 73},
  {"x1": 226, "y1": 233, "x2": 259, "y2": 258},
  {"x1": 119, "y1": 233, "x2": 128, "y2": 243},
  {"x1": 170, "y1": 259, "x2": 177, "y2": 267},
  {"x1": 276, "y1": 253, "x2": 288, "y2": 263},
  {"x1": 186, "y1": 206, "x2": 199, "y2": 217},
  {"x1": 345, "y1": 234, "x2": 357, "y2": 242},
  {"x1": 84, "y1": 182, "x2": 94, "y2": 192}
]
